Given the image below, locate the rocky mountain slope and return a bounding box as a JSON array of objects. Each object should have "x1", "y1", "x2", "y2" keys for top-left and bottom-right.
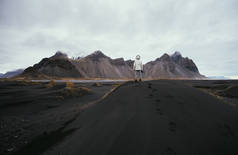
[
  {"x1": 21, "y1": 51, "x2": 82, "y2": 78},
  {"x1": 71, "y1": 51, "x2": 133, "y2": 78},
  {"x1": 20, "y1": 51, "x2": 204, "y2": 79},
  {"x1": 0, "y1": 69, "x2": 24, "y2": 78},
  {"x1": 144, "y1": 52, "x2": 204, "y2": 79}
]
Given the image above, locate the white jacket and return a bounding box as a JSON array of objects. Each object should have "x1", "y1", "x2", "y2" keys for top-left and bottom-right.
[{"x1": 133, "y1": 59, "x2": 143, "y2": 71}]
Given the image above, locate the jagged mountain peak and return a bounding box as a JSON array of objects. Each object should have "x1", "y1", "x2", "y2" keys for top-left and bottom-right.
[
  {"x1": 159, "y1": 53, "x2": 171, "y2": 61},
  {"x1": 92, "y1": 50, "x2": 106, "y2": 57},
  {"x1": 93, "y1": 50, "x2": 103, "y2": 54},
  {"x1": 86, "y1": 50, "x2": 109, "y2": 61},
  {"x1": 171, "y1": 51, "x2": 183, "y2": 62},
  {"x1": 171, "y1": 51, "x2": 182, "y2": 58},
  {"x1": 50, "y1": 51, "x2": 68, "y2": 59}
]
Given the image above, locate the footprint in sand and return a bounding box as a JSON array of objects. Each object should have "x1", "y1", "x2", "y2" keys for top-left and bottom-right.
[
  {"x1": 146, "y1": 93, "x2": 154, "y2": 99},
  {"x1": 155, "y1": 99, "x2": 160, "y2": 102},
  {"x1": 218, "y1": 123, "x2": 234, "y2": 137},
  {"x1": 156, "y1": 107, "x2": 163, "y2": 115},
  {"x1": 146, "y1": 93, "x2": 154, "y2": 98},
  {"x1": 169, "y1": 121, "x2": 176, "y2": 132},
  {"x1": 166, "y1": 147, "x2": 176, "y2": 155},
  {"x1": 148, "y1": 83, "x2": 152, "y2": 89}
]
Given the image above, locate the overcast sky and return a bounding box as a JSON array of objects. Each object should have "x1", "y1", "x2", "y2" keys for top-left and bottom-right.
[{"x1": 0, "y1": 0, "x2": 237, "y2": 77}]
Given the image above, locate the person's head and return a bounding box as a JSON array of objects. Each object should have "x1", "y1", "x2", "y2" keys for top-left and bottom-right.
[{"x1": 136, "y1": 55, "x2": 140, "y2": 60}]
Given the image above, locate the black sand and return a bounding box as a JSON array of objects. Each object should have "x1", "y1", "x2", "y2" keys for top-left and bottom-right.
[
  {"x1": 1, "y1": 80, "x2": 238, "y2": 155},
  {"x1": 0, "y1": 80, "x2": 117, "y2": 155}
]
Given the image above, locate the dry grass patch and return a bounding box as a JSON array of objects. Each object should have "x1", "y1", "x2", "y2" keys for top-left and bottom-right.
[
  {"x1": 62, "y1": 81, "x2": 92, "y2": 97},
  {"x1": 112, "y1": 83, "x2": 121, "y2": 88},
  {"x1": 66, "y1": 81, "x2": 75, "y2": 89},
  {"x1": 92, "y1": 82, "x2": 102, "y2": 87},
  {"x1": 46, "y1": 80, "x2": 56, "y2": 88},
  {"x1": 63, "y1": 86, "x2": 92, "y2": 97},
  {"x1": 193, "y1": 84, "x2": 237, "y2": 107},
  {"x1": 216, "y1": 85, "x2": 238, "y2": 98},
  {"x1": 30, "y1": 81, "x2": 41, "y2": 85}
]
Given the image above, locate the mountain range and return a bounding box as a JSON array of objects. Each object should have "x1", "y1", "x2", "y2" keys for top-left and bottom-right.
[
  {"x1": 19, "y1": 50, "x2": 205, "y2": 79},
  {"x1": 0, "y1": 69, "x2": 24, "y2": 78}
]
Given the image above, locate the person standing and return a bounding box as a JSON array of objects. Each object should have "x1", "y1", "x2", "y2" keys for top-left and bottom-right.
[{"x1": 133, "y1": 55, "x2": 143, "y2": 82}]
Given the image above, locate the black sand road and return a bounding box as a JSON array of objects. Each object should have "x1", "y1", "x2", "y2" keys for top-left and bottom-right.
[
  {"x1": 36, "y1": 80, "x2": 238, "y2": 155},
  {"x1": 1, "y1": 80, "x2": 237, "y2": 155}
]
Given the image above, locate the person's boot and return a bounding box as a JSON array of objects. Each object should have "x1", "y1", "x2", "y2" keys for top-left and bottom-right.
[
  {"x1": 139, "y1": 79, "x2": 142, "y2": 82},
  {"x1": 135, "y1": 79, "x2": 138, "y2": 82}
]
